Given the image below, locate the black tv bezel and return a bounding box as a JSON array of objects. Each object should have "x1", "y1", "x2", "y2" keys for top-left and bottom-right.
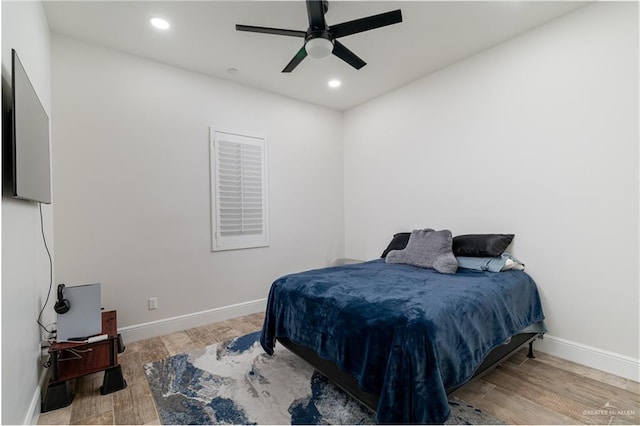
[{"x1": 10, "y1": 48, "x2": 52, "y2": 204}]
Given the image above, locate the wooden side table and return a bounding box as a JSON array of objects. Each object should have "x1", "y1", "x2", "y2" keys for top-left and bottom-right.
[{"x1": 41, "y1": 310, "x2": 127, "y2": 412}]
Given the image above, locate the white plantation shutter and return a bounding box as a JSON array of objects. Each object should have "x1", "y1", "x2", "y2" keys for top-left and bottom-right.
[{"x1": 211, "y1": 129, "x2": 269, "y2": 251}]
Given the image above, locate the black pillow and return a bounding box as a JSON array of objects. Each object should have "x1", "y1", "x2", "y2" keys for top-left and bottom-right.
[
  {"x1": 381, "y1": 232, "x2": 410, "y2": 258},
  {"x1": 452, "y1": 234, "x2": 514, "y2": 257}
]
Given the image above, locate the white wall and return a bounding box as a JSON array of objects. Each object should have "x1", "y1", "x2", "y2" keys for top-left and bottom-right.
[
  {"x1": 51, "y1": 35, "x2": 344, "y2": 330},
  {"x1": 1, "y1": 1, "x2": 54, "y2": 424},
  {"x1": 344, "y1": 1, "x2": 638, "y2": 371}
]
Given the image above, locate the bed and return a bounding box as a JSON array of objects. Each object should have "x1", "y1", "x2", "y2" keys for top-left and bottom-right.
[{"x1": 260, "y1": 253, "x2": 545, "y2": 424}]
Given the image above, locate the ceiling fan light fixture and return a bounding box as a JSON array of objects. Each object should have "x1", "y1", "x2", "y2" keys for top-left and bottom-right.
[{"x1": 305, "y1": 37, "x2": 334, "y2": 59}]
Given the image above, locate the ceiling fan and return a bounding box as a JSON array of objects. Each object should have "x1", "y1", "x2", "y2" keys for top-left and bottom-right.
[{"x1": 236, "y1": 0, "x2": 402, "y2": 73}]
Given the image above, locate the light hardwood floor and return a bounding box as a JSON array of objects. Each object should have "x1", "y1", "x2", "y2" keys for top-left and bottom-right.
[{"x1": 38, "y1": 313, "x2": 639, "y2": 425}]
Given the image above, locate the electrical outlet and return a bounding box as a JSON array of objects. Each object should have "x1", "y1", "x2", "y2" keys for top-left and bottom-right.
[{"x1": 148, "y1": 297, "x2": 158, "y2": 310}]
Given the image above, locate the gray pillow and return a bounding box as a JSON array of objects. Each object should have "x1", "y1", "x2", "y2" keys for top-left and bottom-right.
[{"x1": 385, "y1": 229, "x2": 458, "y2": 274}]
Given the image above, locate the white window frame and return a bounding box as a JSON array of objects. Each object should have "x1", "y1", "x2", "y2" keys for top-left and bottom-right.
[{"x1": 210, "y1": 127, "x2": 269, "y2": 252}]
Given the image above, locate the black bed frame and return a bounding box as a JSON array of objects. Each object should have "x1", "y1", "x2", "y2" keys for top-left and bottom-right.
[{"x1": 278, "y1": 332, "x2": 542, "y2": 413}]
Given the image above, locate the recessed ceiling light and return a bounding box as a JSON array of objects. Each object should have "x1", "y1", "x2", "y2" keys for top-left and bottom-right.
[
  {"x1": 150, "y1": 17, "x2": 170, "y2": 30},
  {"x1": 328, "y1": 79, "x2": 341, "y2": 88}
]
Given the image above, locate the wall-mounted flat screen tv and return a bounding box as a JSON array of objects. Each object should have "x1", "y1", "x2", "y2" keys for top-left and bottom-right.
[{"x1": 11, "y1": 48, "x2": 51, "y2": 204}]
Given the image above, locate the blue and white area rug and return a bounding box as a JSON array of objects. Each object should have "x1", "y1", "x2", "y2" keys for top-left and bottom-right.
[{"x1": 144, "y1": 331, "x2": 504, "y2": 425}]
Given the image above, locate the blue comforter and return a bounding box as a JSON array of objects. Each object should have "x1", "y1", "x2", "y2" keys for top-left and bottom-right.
[{"x1": 261, "y1": 259, "x2": 545, "y2": 424}]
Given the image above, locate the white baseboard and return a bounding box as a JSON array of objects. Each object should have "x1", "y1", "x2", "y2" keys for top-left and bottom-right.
[
  {"x1": 535, "y1": 334, "x2": 639, "y2": 382},
  {"x1": 32, "y1": 305, "x2": 638, "y2": 423},
  {"x1": 27, "y1": 384, "x2": 41, "y2": 425},
  {"x1": 118, "y1": 298, "x2": 267, "y2": 343},
  {"x1": 28, "y1": 367, "x2": 48, "y2": 425}
]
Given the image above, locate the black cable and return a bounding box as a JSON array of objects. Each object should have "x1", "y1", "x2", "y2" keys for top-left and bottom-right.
[{"x1": 37, "y1": 202, "x2": 54, "y2": 334}]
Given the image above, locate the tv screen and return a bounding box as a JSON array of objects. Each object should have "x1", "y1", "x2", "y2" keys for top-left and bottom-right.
[{"x1": 11, "y1": 48, "x2": 51, "y2": 204}]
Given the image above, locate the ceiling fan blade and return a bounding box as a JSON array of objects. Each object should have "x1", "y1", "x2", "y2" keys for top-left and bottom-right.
[
  {"x1": 282, "y1": 46, "x2": 308, "y2": 73},
  {"x1": 332, "y1": 40, "x2": 366, "y2": 70},
  {"x1": 236, "y1": 24, "x2": 306, "y2": 38},
  {"x1": 306, "y1": 0, "x2": 327, "y2": 30},
  {"x1": 330, "y1": 9, "x2": 402, "y2": 39}
]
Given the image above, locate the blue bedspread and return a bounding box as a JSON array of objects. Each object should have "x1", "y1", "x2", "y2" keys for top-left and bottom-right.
[{"x1": 261, "y1": 259, "x2": 545, "y2": 424}]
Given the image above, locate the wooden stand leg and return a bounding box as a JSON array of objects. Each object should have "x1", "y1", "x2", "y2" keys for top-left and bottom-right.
[
  {"x1": 41, "y1": 381, "x2": 74, "y2": 412},
  {"x1": 100, "y1": 365, "x2": 127, "y2": 395}
]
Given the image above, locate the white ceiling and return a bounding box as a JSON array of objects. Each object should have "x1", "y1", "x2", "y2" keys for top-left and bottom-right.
[{"x1": 43, "y1": 1, "x2": 588, "y2": 111}]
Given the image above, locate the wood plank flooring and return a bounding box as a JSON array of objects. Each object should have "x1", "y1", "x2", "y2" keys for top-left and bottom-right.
[{"x1": 38, "y1": 313, "x2": 639, "y2": 425}]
